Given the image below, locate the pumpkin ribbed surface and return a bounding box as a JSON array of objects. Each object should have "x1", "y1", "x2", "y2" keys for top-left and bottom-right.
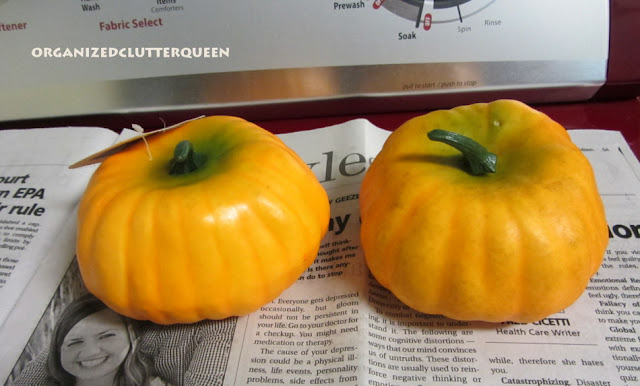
[
  {"x1": 77, "y1": 116, "x2": 330, "y2": 324},
  {"x1": 359, "y1": 100, "x2": 608, "y2": 323}
]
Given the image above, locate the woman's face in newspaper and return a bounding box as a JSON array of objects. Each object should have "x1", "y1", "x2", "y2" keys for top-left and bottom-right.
[{"x1": 59, "y1": 308, "x2": 130, "y2": 381}]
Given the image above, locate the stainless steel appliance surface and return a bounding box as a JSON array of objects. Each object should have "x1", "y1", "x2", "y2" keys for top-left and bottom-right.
[{"x1": 0, "y1": 0, "x2": 613, "y2": 123}]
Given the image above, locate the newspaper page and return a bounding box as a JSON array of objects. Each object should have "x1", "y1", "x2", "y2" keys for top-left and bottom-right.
[
  {"x1": 2, "y1": 120, "x2": 640, "y2": 386},
  {"x1": 0, "y1": 127, "x2": 122, "y2": 378},
  {"x1": 223, "y1": 124, "x2": 640, "y2": 386}
]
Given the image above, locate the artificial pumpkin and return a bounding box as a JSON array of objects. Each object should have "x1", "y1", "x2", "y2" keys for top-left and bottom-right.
[
  {"x1": 359, "y1": 100, "x2": 608, "y2": 323},
  {"x1": 76, "y1": 116, "x2": 330, "y2": 324}
]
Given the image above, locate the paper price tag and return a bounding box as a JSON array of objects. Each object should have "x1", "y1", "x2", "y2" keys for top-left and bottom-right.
[{"x1": 69, "y1": 116, "x2": 205, "y2": 169}]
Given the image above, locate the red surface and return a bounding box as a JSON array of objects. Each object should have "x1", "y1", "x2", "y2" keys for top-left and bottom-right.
[
  {"x1": 255, "y1": 98, "x2": 640, "y2": 160},
  {"x1": 608, "y1": 0, "x2": 640, "y2": 83},
  {"x1": 0, "y1": 98, "x2": 637, "y2": 158}
]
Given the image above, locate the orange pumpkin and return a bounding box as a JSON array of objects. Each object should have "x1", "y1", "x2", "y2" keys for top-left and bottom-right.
[
  {"x1": 77, "y1": 116, "x2": 330, "y2": 324},
  {"x1": 359, "y1": 100, "x2": 608, "y2": 323}
]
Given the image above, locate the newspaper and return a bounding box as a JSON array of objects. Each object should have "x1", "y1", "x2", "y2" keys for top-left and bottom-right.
[
  {"x1": 1, "y1": 119, "x2": 639, "y2": 385},
  {"x1": 0, "y1": 127, "x2": 121, "y2": 377}
]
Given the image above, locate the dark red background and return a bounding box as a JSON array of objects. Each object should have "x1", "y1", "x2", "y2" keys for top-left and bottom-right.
[{"x1": 254, "y1": 98, "x2": 640, "y2": 159}]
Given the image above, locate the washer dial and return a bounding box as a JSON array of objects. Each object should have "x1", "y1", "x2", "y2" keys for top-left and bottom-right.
[{"x1": 375, "y1": 0, "x2": 496, "y2": 29}]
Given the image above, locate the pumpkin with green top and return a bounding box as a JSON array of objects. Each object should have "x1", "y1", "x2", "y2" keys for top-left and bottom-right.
[
  {"x1": 77, "y1": 116, "x2": 330, "y2": 324},
  {"x1": 359, "y1": 100, "x2": 608, "y2": 323}
]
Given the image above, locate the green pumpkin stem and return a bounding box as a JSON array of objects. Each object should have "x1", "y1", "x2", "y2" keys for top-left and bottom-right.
[
  {"x1": 427, "y1": 129, "x2": 497, "y2": 176},
  {"x1": 168, "y1": 140, "x2": 206, "y2": 176}
]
